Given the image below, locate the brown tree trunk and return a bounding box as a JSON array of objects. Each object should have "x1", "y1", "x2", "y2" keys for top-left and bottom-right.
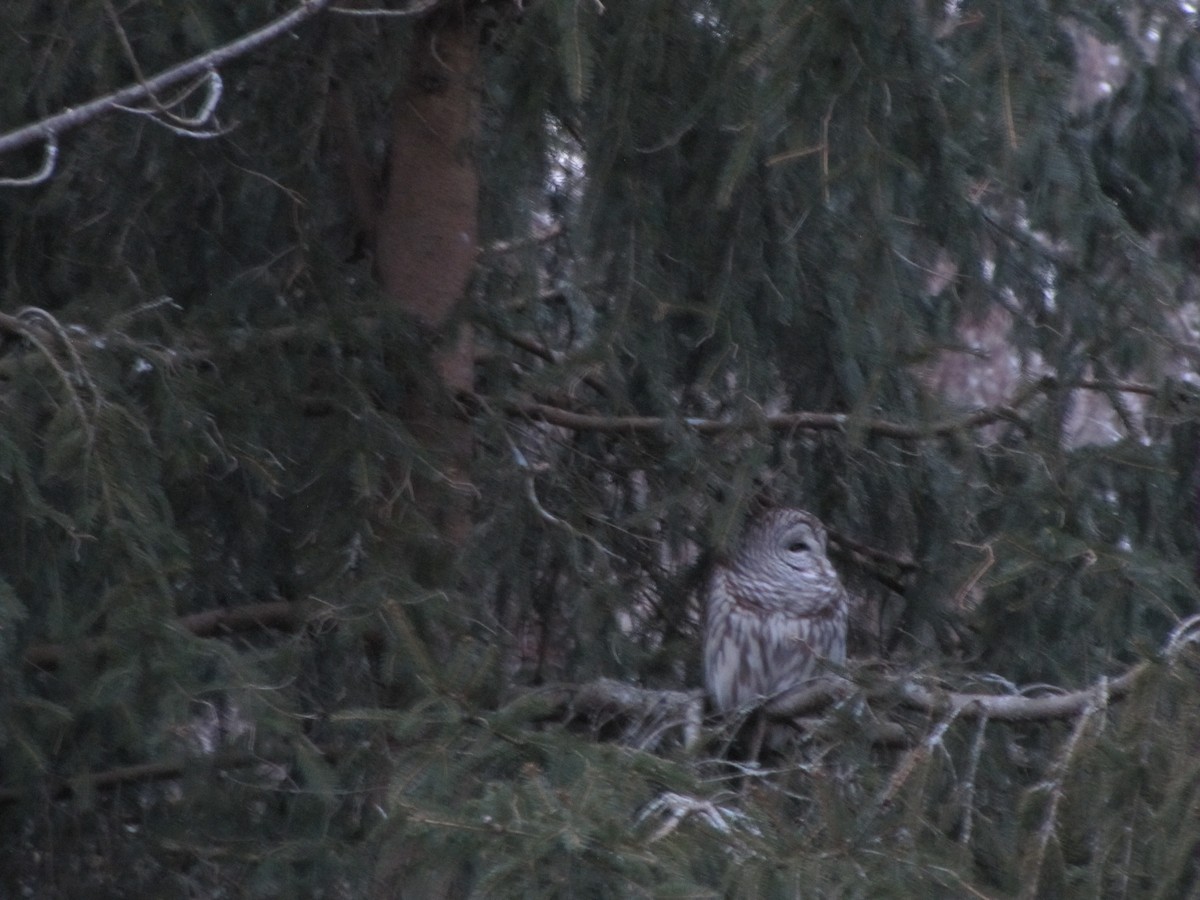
[{"x1": 374, "y1": 9, "x2": 481, "y2": 548}]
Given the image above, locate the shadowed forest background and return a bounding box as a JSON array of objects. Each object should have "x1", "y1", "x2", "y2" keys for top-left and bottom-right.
[{"x1": 3, "y1": 1, "x2": 1200, "y2": 896}]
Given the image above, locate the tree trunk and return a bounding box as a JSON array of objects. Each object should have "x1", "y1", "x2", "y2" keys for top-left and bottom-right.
[{"x1": 374, "y1": 9, "x2": 480, "y2": 548}]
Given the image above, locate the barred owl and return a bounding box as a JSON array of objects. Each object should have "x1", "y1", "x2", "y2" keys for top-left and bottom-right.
[{"x1": 704, "y1": 508, "x2": 849, "y2": 718}]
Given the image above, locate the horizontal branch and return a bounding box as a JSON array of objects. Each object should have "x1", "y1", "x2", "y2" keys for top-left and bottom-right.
[
  {"x1": 0, "y1": 681, "x2": 697, "y2": 806},
  {"x1": 0, "y1": 308, "x2": 1166, "y2": 449},
  {"x1": 766, "y1": 663, "x2": 1144, "y2": 723},
  {"x1": 882, "y1": 614, "x2": 1199, "y2": 723},
  {"x1": 507, "y1": 396, "x2": 1027, "y2": 441},
  {"x1": 177, "y1": 600, "x2": 301, "y2": 638},
  {"x1": 23, "y1": 600, "x2": 302, "y2": 670},
  {"x1": 508, "y1": 658, "x2": 1151, "y2": 746},
  {"x1": 0, "y1": 658, "x2": 1167, "y2": 807},
  {"x1": 896, "y1": 667, "x2": 1140, "y2": 721},
  {"x1": 0, "y1": 749, "x2": 269, "y2": 806},
  {"x1": 504, "y1": 373, "x2": 1169, "y2": 441}
]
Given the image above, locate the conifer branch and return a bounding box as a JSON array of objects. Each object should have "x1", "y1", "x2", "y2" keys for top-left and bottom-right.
[
  {"x1": 506, "y1": 392, "x2": 1031, "y2": 440},
  {"x1": 22, "y1": 600, "x2": 302, "y2": 670},
  {"x1": 0, "y1": 750, "x2": 274, "y2": 806},
  {"x1": 0, "y1": 308, "x2": 102, "y2": 462},
  {"x1": 0, "y1": 311, "x2": 1163, "y2": 442},
  {"x1": 0, "y1": 650, "x2": 1173, "y2": 810},
  {"x1": 759, "y1": 661, "x2": 1145, "y2": 724},
  {"x1": 506, "y1": 654, "x2": 1149, "y2": 744},
  {"x1": 503, "y1": 679, "x2": 705, "y2": 751},
  {"x1": 893, "y1": 668, "x2": 1139, "y2": 722},
  {"x1": 505, "y1": 374, "x2": 1165, "y2": 441}
]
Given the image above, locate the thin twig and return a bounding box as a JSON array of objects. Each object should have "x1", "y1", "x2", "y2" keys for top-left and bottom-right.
[
  {"x1": 0, "y1": 136, "x2": 57, "y2": 186},
  {"x1": 830, "y1": 529, "x2": 918, "y2": 573},
  {"x1": 958, "y1": 712, "x2": 989, "y2": 847},
  {"x1": 1, "y1": 309, "x2": 98, "y2": 455},
  {"x1": 877, "y1": 701, "x2": 967, "y2": 807},
  {"x1": 101, "y1": 0, "x2": 226, "y2": 136},
  {"x1": 953, "y1": 541, "x2": 996, "y2": 610},
  {"x1": 489, "y1": 327, "x2": 609, "y2": 396}
]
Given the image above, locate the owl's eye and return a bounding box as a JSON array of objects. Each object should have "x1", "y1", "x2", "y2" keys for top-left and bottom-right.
[{"x1": 787, "y1": 540, "x2": 810, "y2": 553}]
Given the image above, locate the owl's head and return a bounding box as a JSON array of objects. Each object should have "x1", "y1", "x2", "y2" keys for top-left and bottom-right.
[{"x1": 735, "y1": 507, "x2": 835, "y2": 582}]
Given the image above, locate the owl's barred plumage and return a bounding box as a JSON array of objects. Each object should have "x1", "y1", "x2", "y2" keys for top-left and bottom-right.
[{"x1": 704, "y1": 509, "x2": 849, "y2": 716}]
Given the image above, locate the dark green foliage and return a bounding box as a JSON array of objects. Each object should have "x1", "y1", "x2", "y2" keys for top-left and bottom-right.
[{"x1": 3, "y1": 0, "x2": 1200, "y2": 896}]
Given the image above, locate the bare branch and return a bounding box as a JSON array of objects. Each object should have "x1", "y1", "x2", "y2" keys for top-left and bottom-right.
[
  {"x1": 115, "y1": 71, "x2": 229, "y2": 138},
  {"x1": 894, "y1": 667, "x2": 1140, "y2": 722},
  {"x1": 0, "y1": 0, "x2": 334, "y2": 166},
  {"x1": 101, "y1": 0, "x2": 224, "y2": 134},
  {"x1": 830, "y1": 528, "x2": 918, "y2": 574},
  {"x1": 1020, "y1": 682, "x2": 1104, "y2": 900},
  {"x1": 762, "y1": 658, "x2": 1144, "y2": 724},
  {"x1": 877, "y1": 702, "x2": 967, "y2": 806},
  {"x1": 330, "y1": 0, "x2": 442, "y2": 16},
  {"x1": 958, "y1": 713, "x2": 990, "y2": 847}
]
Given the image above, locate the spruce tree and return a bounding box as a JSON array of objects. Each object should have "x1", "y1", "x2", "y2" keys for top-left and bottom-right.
[{"x1": 2, "y1": 1, "x2": 1200, "y2": 896}]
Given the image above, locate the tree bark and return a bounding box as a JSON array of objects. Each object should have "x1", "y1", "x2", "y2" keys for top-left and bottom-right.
[{"x1": 374, "y1": 9, "x2": 480, "y2": 547}]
